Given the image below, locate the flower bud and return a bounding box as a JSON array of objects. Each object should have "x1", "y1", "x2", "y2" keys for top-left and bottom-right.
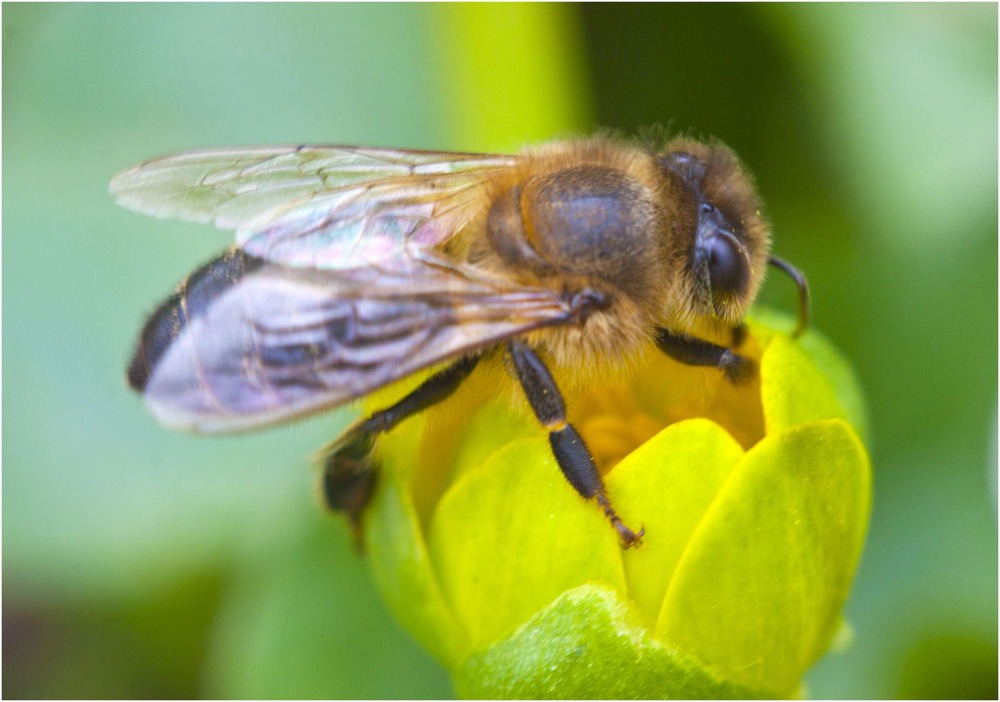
[{"x1": 358, "y1": 310, "x2": 870, "y2": 698}]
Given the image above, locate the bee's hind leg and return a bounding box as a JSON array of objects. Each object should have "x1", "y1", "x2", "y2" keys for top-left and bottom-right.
[
  {"x1": 507, "y1": 340, "x2": 644, "y2": 549},
  {"x1": 319, "y1": 355, "x2": 480, "y2": 544},
  {"x1": 319, "y1": 427, "x2": 379, "y2": 545},
  {"x1": 654, "y1": 326, "x2": 755, "y2": 384}
]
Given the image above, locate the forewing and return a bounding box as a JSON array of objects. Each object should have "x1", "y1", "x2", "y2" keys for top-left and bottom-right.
[
  {"x1": 141, "y1": 262, "x2": 570, "y2": 433},
  {"x1": 110, "y1": 145, "x2": 510, "y2": 228},
  {"x1": 111, "y1": 144, "x2": 514, "y2": 271},
  {"x1": 235, "y1": 168, "x2": 495, "y2": 271}
]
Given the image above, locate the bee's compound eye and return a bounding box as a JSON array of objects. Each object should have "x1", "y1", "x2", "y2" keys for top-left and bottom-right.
[{"x1": 706, "y1": 233, "x2": 745, "y2": 296}]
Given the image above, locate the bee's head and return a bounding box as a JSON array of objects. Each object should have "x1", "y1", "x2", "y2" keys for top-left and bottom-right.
[{"x1": 658, "y1": 140, "x2": 771, "y2": 327}]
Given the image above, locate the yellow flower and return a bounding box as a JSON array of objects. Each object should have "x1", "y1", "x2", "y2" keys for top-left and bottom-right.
[{"x1": 358, "y1": 310, "x2": 870, "y2": 699}]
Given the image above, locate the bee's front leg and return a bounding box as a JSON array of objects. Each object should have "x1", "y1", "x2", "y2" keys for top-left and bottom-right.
[
  {"x1": 654, "y1": 326, "x2": 755, "y2": 384},
  {"x1": 507, "y1": 340, "x2": 644, "y2": 549},
  {"x1": 320, "y1": 355, "x2": 480, "y2": 543}
]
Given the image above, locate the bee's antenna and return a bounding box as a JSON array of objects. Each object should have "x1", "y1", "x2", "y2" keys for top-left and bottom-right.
[{"x1": 768, "y1": 255, "x2": 810, "y2": 338}]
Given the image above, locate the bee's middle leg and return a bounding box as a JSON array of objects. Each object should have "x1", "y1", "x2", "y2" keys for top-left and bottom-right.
[
  {"x1": 654, "y1": 326, "x2": 755, "y2": 384},
  {"x1": 320, "y1": 355, "x2": 480, "y2": 538},
  {"x1": 507, "y1": 340, "x2": 644, "y2": 549}
]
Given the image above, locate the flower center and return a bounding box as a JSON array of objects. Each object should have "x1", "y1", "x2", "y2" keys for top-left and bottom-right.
[{"x1": 569, "y1": 341, "x2": 766, "y2": 474}]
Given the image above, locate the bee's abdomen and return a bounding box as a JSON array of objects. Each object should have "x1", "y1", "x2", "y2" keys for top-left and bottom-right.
[{"x1": 127, "y1": 249, "x2": 265, "y2": 391}]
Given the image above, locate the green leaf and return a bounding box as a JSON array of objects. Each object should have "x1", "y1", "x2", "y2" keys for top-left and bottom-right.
[
  {"x1": 429, "y1": 439, "x2": 627, "y2": 653},
  {"x1": 656, "y1": 420, "x2": 871, "y2": 695},
  {"x1": 605, "y1": 419, "x2": 746, "y2": 625},
  {"x1": 454, "y1": 584, "x2": 769, "y2": 699}
]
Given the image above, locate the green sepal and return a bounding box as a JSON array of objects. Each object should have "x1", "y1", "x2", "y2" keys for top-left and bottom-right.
[{"x1": 454, "y1": 584, "x2": 772, "y2": 700}]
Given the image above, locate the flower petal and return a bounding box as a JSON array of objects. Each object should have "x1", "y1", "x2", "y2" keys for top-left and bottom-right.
[
  {"x1": 429, "y1": 438, "x2": 627, "y2": 652},
  {"x1": 605, "y1": 419, "x2": 746, "y2": 625},
  {"x1": 656, "y1": 419, "x2": 871, "y2": 695},
  {"x1": 760, "y1": 335, "x2": 846, "y2": 432},
  {"x1": 751, "y1": 310, "x2": 869, "y2": 439},
  {"x1": 366, "y1": 419, "x2": 470, "y2": 667}
]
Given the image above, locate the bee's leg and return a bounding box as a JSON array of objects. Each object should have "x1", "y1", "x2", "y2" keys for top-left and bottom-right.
[
  {"x1": 507, "y1": 340, "x2": 644, "y2": 549},
  {"x1": 730, "y1": 322, "x2": 748, "y2": 348},
  {"x1": 320, "y1": 355, "x2": 480, "y2": 542},
  {"x1": 654, "y1": 327, "x2": 755, "y2": 384}
]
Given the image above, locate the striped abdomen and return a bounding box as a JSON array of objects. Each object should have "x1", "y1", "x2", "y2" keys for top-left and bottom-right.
[{"x1": 127, "y1": 248, "x2": 264, "y2": 391}]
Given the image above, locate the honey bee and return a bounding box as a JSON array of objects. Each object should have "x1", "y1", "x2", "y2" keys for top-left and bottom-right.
[{"x1": 112, "y1": 136, "x2": 809, "y2": 548}]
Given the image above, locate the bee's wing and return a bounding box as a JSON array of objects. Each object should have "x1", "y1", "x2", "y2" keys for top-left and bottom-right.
[
  {"x1": 140, "y1": 256, "x2": 571, "y2": 433},
  {"x1": 110, "y1": 145, "x2": 515, "y2": 270}
]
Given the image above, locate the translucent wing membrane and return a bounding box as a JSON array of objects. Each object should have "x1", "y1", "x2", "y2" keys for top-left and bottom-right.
[
  {"x1": 140, "y1": 258, "x2": 571, "y2": 433},
  {"x1": 237, "y1": 169, "x2": 494, "y2": 270},
  {"x1": 111, "y1": 145, "x2": 513, "y2": 271}
]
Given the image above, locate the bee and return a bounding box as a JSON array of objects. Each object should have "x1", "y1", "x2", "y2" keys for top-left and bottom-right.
[{"x1": 112, "y1": 136, "x2": 809, "y2": 549}]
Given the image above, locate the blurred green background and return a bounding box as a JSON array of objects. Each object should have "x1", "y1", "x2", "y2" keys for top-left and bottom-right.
[{"x1": 3, "y1": 3, "x2": 996, "y2": 698}]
